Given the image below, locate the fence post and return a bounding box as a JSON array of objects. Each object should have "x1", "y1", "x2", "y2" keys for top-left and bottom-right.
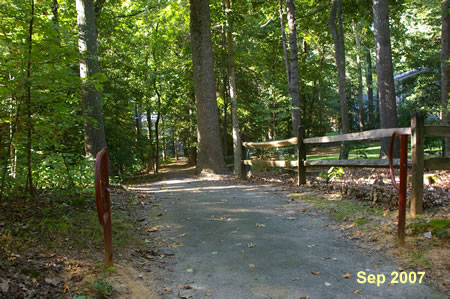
[
  {"x1": 95, "y1": 148, "x2": 113, "y2": 268},
  {"x1": 298, "y1": 126, "x2": 306, "y2": 185},
  {"x1": 241, "y1": 145, "x2": 250, "y2": 180},
  {"x1": 411, "y1": 111, "x2": 424, "y2": 216}
]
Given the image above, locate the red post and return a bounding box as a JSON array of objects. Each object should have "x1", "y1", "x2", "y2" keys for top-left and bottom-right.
[
  {"x1": 95, "y1": 148, "x2": 113, "y2": 268},
  {"x1": 389, "y1": 133, "x2": 408, "y2": 247}
]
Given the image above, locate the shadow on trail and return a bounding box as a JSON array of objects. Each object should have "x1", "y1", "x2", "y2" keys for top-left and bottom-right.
[{"x1": 125, "y1": 159, "x2": 443, "y2": 299}]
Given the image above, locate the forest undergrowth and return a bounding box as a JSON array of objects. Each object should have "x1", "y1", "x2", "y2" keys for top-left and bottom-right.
[{"x1": 0, "y1": 162, "x2": 448, "y2": 297}]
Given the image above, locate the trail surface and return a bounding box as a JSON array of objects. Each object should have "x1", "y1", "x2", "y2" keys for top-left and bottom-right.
[{"x1": 127, "y1": 161, "x2": 443, "y2": 299}]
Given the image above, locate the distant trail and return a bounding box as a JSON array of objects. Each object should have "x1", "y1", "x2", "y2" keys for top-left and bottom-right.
[{"x1": 127, "y1": 160, "x2": 443, "y2": 299}]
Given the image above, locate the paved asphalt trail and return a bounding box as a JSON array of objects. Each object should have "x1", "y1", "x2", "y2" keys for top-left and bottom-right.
[{"x1": 129, "y1": 167, "x2": 443, "y2": 299}]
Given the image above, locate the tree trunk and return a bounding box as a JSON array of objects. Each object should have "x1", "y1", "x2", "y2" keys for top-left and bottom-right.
[
  {"x1": 329, "y1": 0, "x2": 349, "y2": 159},
  {"x1": 354, "y1": 22, "x2": 364, "y2": 131},
  {"x1": 146, "y1": 108, "x2": 154, "y2": 172},
  {"x1": 24, "y1": 0, "x2": 37, "y2": 198},
  {"x1": 279, "y1": 0, "x2": 290, "y2": 83},
  {"x1": 188, "y1": 104, "x2": 197, "y2": 166},
  {"x1": 222, "y1": 69, "x2": 228, "y2": 156},
  {"x1": 225, "y1": 0, "x2": 242, "y2": 175},
  {"x1": 441, "y1": 0, "x2": 450, "y2": 157},
  {"x1": 373, "y1": 0, "x2": 398, "y2": 158},
  {"x1": 366, "y1": 46, "x2": 375, "y2": 129},
  {"x1": 76, "y1": 0, "x2": 107, "y2": 158},
  {"x1": 162, "y1": 117, "x2": 166, "y2": 161},
  {"x1": 190, "y1": 0, "x2": 227, "y2": 174},
  {"x1": 154, "y1": 80, "x2": 161, "y2": 172},
  {"x1": 286, "y1": 0, "x2": 301, "y2": 139}
]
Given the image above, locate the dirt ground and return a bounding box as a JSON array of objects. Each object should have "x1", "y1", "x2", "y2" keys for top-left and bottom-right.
[{"x1": 0, "y1": 159, "x2": 448, "y2": 298}]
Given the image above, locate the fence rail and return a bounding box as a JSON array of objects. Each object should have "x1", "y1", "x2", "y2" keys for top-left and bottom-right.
[{"x1": 241, "y1": 112, "x2": 450, "y2": 216}]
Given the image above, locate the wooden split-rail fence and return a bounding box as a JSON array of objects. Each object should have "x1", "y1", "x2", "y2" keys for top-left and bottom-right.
[{"x1": 241, "y1": 112, "x2": 450, "y2": 216}]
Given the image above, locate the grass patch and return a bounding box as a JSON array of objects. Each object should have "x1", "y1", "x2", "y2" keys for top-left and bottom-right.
[
  {"x1": 407, "y1": 218, "x2": 450, "y2": 239},
  {"x1": 410, "y1": 251, "x2": 430, "y2": 267},
  {"x1": 288, "y1": 193, "x2": 384, "y2": 222},
  {"x1": 0, "y1": 190, "x2": 137, "y2": 253},
  {"x1": 354, "y1": 219, "x2": 369, "y2": 225}
]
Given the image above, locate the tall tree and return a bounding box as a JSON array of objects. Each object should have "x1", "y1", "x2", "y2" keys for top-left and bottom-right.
[
  {"x1": 354, "y1": 22, "x2": 364, "y2": 131},
  {"x1": 373, "y1": 0, "x2": 397, "y2": 157},
  {"x1": 25, "y1": 0, "x2": 36, "y2": 197},
  {"x1": 329, "y1": 0, "x2": 350, "y2": 159},
  {"x1": 366, "y1": 46, "x2": 375, "y2": 129},
  {"x1": 279, "y1": 0, "x2": 290, "y2": 85},
  {"x1": 76, "y1": 0, "x2": 107, "y2": 158},
  {"x1": 441, "y1": 0, "x2": 450, "y2": 157},
  {"x1": 225, "y1": 0, "x2": 242, "y2": 175},
  {"x1": 190, "y1": 0, "x2": 227, "y2": 173},
  {"x1": 286, "y1": 0, "x2": 302, "y2": 139}
]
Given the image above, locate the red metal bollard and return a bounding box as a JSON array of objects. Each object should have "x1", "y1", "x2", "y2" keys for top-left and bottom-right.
[
  {"x1": 95, "y1": 148, "x2": 113, "y2": 268},
  {"x1": 389, "y1": 132, "x2": 408, "y2": 247}
]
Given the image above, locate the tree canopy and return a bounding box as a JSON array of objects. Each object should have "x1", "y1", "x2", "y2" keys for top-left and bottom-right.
[{"x1": 0, "y1": 0, "x2": 446, "y2": 197}]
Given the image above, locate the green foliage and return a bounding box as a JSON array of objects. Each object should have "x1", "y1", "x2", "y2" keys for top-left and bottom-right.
[
  {"x1": 93, "y1": 277, "x2": 113, "y2": 297},
  {"x1": 327, "y1": 166, "x2": 345, "y2": 182},
  {"x1": 0, "y1": 0, "x2": 445, "y2": 196},
  {"x1": 407, "y1": 219, "x2": 450, "y2": 239}
]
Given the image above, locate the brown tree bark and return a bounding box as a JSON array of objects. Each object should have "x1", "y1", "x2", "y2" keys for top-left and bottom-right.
[
  {"x1": 190, "y1": 0, "x2": 227, "y2": 174},
  {"x1": 76, "y1": 0, "x2": 107, "y2": 158},
  {"x1": 354, "y1": 22, "x2": 364, "y2": 131},
  {"x1": 373, "y1": 0, "x2": 398, "y2": 158},
  {"x1": 441, "y1": 0, "x2": 450, "y2": 157},
  {"x1": 329, "y1": 0, "x2": 349, "y2": 159},
  {"x1": 146, "y1": 107, "x2": 155, "y2": 172},
  {"x1": 366, "y1": 46, "x2": 375, "y2": 129},
  {"x1": 279, "y1": 0, "x2": 290, "y2": 84},
  {"x1": 153, "y1": 79, "x2": 161, "y2": 173},
  {"x1": 286, "y1": 0, "x2": 302, "y2": 139},
  {"x1": 225, "y1": 0, "x2": 242, "y2": 175},
  {"x1": 24, "y1": 0, "x2": 37, "y2": 198}
]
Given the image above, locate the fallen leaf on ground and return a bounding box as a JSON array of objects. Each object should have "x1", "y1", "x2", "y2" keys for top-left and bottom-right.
[
  {"x1": 169, "y1": 242, "x2": 183, "y2": 248},
  {"x1": 300, "y1": 209, "x2": 308, "y2": 213},
  {"x1": 287, "y1": 217, "x2": 296, "y2": 220},
  {"x1": 311, "y1": 271, "x2": 320, "y2": 275},
  {"x1": 342, "y1": 272, "x2": 352, "y2": 279},
  {"x1": 0, "y1": 280, "x2": 9, "y2": 293},
  {"x1": 256, "y1": 223, "x2": 266, "y2": 227},
  {"x1": 372, "y1": 265, "x2": 377, "y2": 268},
  {"x1": 147, "y1": 227, "x2": 159, "y2": 232},
  {"x1": 45, "y1": 278, "x2": 58, "y2": 287},
  {"x1": 248, "y1": 264, "x2": 255, "y2": 268},
  {"x1": 352, "y1": 290, "x2": 361, "y2": 294},
  {"x1": 248, "y1": 243, "x2": 256, "y2": 248}
]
